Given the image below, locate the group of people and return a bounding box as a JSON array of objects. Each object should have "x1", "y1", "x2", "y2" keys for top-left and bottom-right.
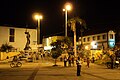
[
  {"x1": 63, "y1": 55, "x2": 90, "y2": 68},
  {"x1": 63, "y1": 55, "x2": 75, "y2": 67}
]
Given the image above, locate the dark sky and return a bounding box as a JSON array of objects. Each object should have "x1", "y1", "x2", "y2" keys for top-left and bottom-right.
[{"x1": 0, "y1": 0, "x2": 120, "y2": 37}]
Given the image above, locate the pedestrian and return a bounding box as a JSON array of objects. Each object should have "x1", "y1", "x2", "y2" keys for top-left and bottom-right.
[
  {"x1": 86, "y1": 58, "x2": 90, "y2": 68},
  {"x1": 76, "y1": 57, "x2": 82, "y2": 76},
  {"x1": 68, "y1": 56, "x2": 71, "y2": 67},
  {"x1": 71, "y1": 56, "x2": 75, "y2": 66},
  {"x1": 6, "y1": 56, "x2": 9, "y2": 59},
  {"x1": 12, "y1": 56, "x2": 19, "y2": 62},
  {"x1": 64, "y1": 56, "x2": 67, "y2": 67},
  {"x1": 43, "y1": 53, "x2": 45, "y2": 57},
  {"x1": 32, "y1": 52, "x2": 36, "y2": 62},
  {"x1": 41, "y1": 53, "x2": 43, "y2": 59},
  {"x1": 92, "y1": 57, "x2": 95, "y2": 63}
]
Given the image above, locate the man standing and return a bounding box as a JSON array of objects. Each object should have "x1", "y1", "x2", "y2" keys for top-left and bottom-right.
[
  {"x1": 76, "y1": 57, "x2": 82, "y2": 76},
  {"x1": 64, "y1": 56, "x2": 67, "y2": 67}
]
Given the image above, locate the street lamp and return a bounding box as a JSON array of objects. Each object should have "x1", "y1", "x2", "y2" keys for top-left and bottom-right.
[
  {"x1": 34, "y1": 14, "x2": 43, "y2": 45},
  {"x1": 63, "y1": 4, "x2": 71, "y2": 37}
]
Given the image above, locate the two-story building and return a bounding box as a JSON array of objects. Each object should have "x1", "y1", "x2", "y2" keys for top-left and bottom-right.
[
  {"x1": 0, "y1": 26, "x2": 37, "y2": 51},
  {"x1": 78, "y1": 30, "x2": 115, "y2": 50}
]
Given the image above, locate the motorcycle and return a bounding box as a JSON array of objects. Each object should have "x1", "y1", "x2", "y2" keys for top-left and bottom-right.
[{"x1": 106, "y1": 61, "x2": 119, "y2": 69}]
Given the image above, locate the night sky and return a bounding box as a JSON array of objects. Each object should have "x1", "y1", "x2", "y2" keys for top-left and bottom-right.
[{"x1": 0, "y1": 0, "x2": 120, "y2": 38}]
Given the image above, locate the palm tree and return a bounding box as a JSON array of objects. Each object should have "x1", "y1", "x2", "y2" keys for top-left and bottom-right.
[
  {"x1": 68, "y1": 17, "x2": 87, "y2": 57},
  {"x1": 61, "y1": 37, "x2": 73, "y2": 49}
]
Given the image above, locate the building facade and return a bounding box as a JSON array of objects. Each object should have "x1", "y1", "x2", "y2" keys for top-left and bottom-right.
[
  {"x1": 0, "y1": 26, "x2": 37, "y2": 51},
  {"x1": 43, "y1": 36, "x2": 65, "y2": 50},
  {"x1": 78, "y1": 30, "x2": 115, "y2": 50}
]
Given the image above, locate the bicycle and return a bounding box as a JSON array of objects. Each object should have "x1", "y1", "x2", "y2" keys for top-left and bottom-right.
[{"x1": 10, "y1": 61, "x2": 22, "y2": 68}]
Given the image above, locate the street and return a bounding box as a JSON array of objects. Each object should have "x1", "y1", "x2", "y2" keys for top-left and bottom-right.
[{"x1": 0, "y1": 59, "x2": 120, "y2": 80}]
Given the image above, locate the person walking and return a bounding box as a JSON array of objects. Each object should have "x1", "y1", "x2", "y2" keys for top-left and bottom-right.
[{"x1": 86, "y1": 57, "x2": 90, "y2": 68}]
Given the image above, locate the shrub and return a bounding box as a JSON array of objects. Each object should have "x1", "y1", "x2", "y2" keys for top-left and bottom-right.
[{"x1": 0, "y1": 43, "x2": 13, "y2": 52}]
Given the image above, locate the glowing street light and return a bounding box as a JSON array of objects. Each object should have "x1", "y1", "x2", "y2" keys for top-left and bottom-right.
[
  {"x1": 63, "y1": 3, "x2": 72, "y2": 37},
  {"x1": 34, "y1": 14, "x2": 43, "y2": 45}
]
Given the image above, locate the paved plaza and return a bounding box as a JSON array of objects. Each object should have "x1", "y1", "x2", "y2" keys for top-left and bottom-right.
[{"x1": 0, "y1": 59, "x2": 120, "y2": 80}]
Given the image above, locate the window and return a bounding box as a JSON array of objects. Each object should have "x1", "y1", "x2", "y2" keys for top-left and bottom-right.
[
  {"x1": 110, "y1": 34, "x2": 113, "y2": 39},
  {"x1": 9, "y1": 28, "x2": 15, "y2": 42},
  {"x1": 97, "y1": 36, "x2": 100, "y2": 40},
  {"x1": 102, "y1": 35, "x2": 106, "y2": 39},
  {"x1": 10, "y1": 29, "x2": 15, "y2": 35},
  {"x1": 92, "y1": 36, "x2": 96, "y2": 40},
  {"x1": 9, "y1": 36, "x2": 14, "y2": 42},
  {"x1": 83, "y1": 38, "x2": 86, "y2": 42},
  {"x1": 87, "y1": 37, "x2": 90, "y2": 41}
]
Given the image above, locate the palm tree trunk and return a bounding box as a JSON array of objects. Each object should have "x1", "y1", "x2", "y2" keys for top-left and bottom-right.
[
  {"x1": 74, "y1": 28, "x2": 77, "y2": 57},
  {"x1": 80, "y1": 30, "x2": 83, "y2": 49}
]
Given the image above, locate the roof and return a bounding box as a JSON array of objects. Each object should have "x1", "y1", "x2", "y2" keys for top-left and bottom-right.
[{"x1": 82, "y1": 26, "x2": 113, "y2": 36}]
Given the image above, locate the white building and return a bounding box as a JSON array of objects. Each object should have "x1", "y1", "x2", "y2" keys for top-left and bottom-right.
[
  {"x1": 0, "y1": 26, "x2": 37, "y2": 51},
  {"x1": 78, "y1": 30, "x2": 115, "y2": 50}
]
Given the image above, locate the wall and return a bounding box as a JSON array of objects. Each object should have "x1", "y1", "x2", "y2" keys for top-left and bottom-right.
[{"x1": 0, "y1": 52, "x2": 21, "y2": 60}]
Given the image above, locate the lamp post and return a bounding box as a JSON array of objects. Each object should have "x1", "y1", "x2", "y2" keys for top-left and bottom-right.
[
  {"x1": 34, "y1": 14, "x2": 43, "y2": 45},
  {"x1": 63, "y1": 4, "x2": 71, "y2": 37}
]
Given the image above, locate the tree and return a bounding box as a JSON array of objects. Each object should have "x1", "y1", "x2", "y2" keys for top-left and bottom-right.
[
  {"x1": 67, "y1": 17, "x2": 87, "y2": 57},
  {"x1": 61, "y1": 37, "x2": 73, "y2": 50},
  {"x1": 60, "y1": 37, "x2": 74, "y2": 56},
  {"x1": 68, "y1": 17, "x2": 87, "y2": 45},
  {"x1": 50, "y1": 40, "x2": 63, "y2": 66}
]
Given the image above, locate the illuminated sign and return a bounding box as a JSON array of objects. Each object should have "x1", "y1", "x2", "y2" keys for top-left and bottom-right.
[
  {"x1": 108, "y1": 39, "x2": 115, "y2": 48},
  {"x1": 91, "y1": 41, "x2": 98, "y2": 49}
]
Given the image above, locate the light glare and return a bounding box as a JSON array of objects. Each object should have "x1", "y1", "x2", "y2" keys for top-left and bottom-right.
[
  {"x1": 66, "y1": 5, "x2": 71, "y2": 10},
  {"x1": 35, "y1": 15, "x2": 43, "y2": 20}
]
